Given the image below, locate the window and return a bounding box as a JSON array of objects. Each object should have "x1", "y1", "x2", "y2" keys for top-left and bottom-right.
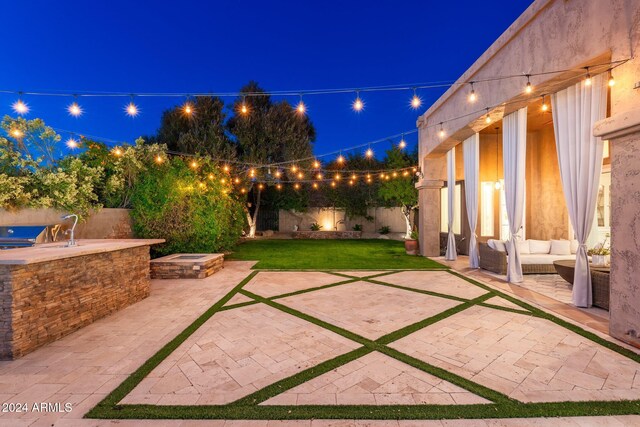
[
  {"x1": 480, "y1": 182, "x2": 495, "y2": 236},
  {"x1": 440, "y1": 184, "x2": 462, "y2": 234}
]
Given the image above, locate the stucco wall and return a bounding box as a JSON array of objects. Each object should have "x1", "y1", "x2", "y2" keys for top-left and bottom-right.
[
  {"x1": 0, "y1": 208, "x2": 134, "y2": 241},
  {"x1": 278, "y1": 207, "x2": 412, "y2": 234}
]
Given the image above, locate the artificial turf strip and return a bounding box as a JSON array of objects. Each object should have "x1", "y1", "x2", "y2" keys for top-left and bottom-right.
[
  {"x1": 477, "y1": 302, "x2": 535, "y2": 316},
  {"x1": 84, "y1": 270, "x2": 259, "y2": 418},
  {"x1": 227, "y1": 239, "x2": 447, "y2": 270},
  {"x1": 233, "y1": 346, "x2": 373, "y2": 405},
  {"x1": 364, "y1": 278, "x2": 471, "y2": 303}
]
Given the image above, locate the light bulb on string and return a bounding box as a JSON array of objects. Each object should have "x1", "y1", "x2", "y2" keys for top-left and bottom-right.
[
  {"x1": 68, "y1": 96, "x2": 83, "y2": 117},
  {"x1": 524, "y1": 75, "x2": 533, "y2": 94},
  {"x1": 541, "y1": 95, "x2": 548, "y2": 112},
  {"x1": 249, "y1": 168, "x2": 256, "y2": 177},
  {"x1": 392, "y1": 171, "x2": 398, "y2": 178},
  {"x1": 208, "y1": 174, "x2": 214, "y2": 180},
  {"x1": 125, "y1": 95, "x2": 139, "y2": 117},
  {"x1": 312, "y1": 182, "x2": 319, "y2": 189},
  {"x1": 276, "y1": 184, "x2": 282, "y2": 190},
  {"x1": 330, "y1": 181, "x2": 336, "y2": 188},
  {"x1": 438, "y1": 123, "x2": 445, "y2": 139},
  {"x1": 334, "y1": 173, "x2": 341, "y2": 181},
  {"x1": 66, "y1": 136, "x2": 79, "y2": 149},
  {"x1": 484, "y1": 108, "x2": 492, "y2": 124},
  {"x1": 113, "y1": 147, "x2": 123, "y2": 157},
  {"x1": 337, "y1": 153, "x2": 345, "y2": 164},
  {"x1": 291, "y1": 165, "x2": 298, "y2": 173},
  {"x1": 155, "y1": 155, "x2": 164, "y2": 164},
  {"x1": 234, "y1": 177, "x2": 241, "y2": 184},
  {"x1": 10, "y1": 128, "x2": 23, "y2": 138},
  {"x1": 468, "y1": 82, "x2": 477, "y2": 103},
  {"x1": 410, "y1": 88, "x2": 422, "y2": 109},
  {"x1": 274, "y1": 170, "x2": 282, "y2": 178},
  {"x1": 584, "y1": 67, "x2": 592, "y2": 86},
  {"x1": 316, "y1": 173, "x2": 323, "y2": 180},
  {"x1": 365, "y1": 147, "x2": 374, "y2": 158},
  {"x1": 313, "y1": 160, "x2": 320, "y2": 169},
  {"x1": 296, "y1": 94, "x2": 306, "y2": 115},
  {"x1": 240, "y1": 96, "x2": 249, "y2": 115},
  {"x1": 223, "y1": 165, "x2": 230, "y2": 173},
  {"x1": 294, "y1": 183, "x2": 301, "y2": 190},
  {"x1": 182, "y1": 98, "x2": 194, "y2": 116},
  {"x1": 12, "y1": 94, "x2": 29, "y2": 115},
  {"x1": 258, "y1": 183, "x2": 265, "y2": 190},
  {"x1": 351, "y1": 173, "x2": 357, "y2": 181},
  {"x1": 608, "y1": 70, "x2": 615, "y2": 87},
  {"x1": 352, "y1": 91, "x2": 364, "y2": 112},
  {"x1": 190, "y1": 160, "x2": 198, "y2": 169},
  {"x1": 297, "y1": 172, "x2": 304, "y2": 179},
  {"x1": 399, "y1": 134, "x2": 406, "y2": 149},
  {"x1": 403, "y1": 170, "x2": 410, "y2": 177}
]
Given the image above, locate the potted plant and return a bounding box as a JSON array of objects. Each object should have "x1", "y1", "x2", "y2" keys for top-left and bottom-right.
[
  {"x1": 310, "y1": 222, "x2": 323, "y2": 231},
  {"x1": 405, "y1": 229, "x2": 419, "y2": 255},
  {"x1": 587, "y1": 234, "x2": 611, "y2": 266}
]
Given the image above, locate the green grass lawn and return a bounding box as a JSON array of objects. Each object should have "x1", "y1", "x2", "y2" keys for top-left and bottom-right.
[{"x1": 226, "y1": 239, "x2": 445, "y2": 270}]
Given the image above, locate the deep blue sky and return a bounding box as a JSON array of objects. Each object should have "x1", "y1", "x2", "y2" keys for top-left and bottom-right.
[{"x1": 1, "y1": 0, "x2": 532, "y2": 158}]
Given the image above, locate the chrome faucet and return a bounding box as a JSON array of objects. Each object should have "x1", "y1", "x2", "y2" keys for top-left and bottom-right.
[{"x1": 61, "y1": 214, "x2": 78, "y2": 247}]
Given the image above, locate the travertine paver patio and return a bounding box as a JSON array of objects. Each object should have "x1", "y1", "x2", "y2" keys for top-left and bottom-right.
[
  {"x1": 262, "y1": 351, "x2": 490, "y2": 405},
  {"x1": 380, "y1": 270, "x2": 489, "y2": 299},
  {"x1": 276, "y1": 281, "x2": 461, "y2": 339},
  {"x1": 123, "y1": 303, "x2": 359, "y2": 405},
  {"x1": 1, "y1": 264, "x2": 640, "y2": 426},
  {"x1": 390, "y1": 305, "x2": 640, "y2": 402}
]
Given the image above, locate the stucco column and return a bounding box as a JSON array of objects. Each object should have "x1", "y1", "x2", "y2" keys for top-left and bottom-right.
[
  {"x1": 594, "y1": 109, "x2": 640, "y2": 348},
  {"x1": 416, "y1": 179, "x2": 444, "y2": 256}
]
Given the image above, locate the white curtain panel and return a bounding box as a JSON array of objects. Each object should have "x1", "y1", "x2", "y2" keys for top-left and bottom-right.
[
  {"x1": 445, "y1": 148, "x2": 457, "y2": 260},
  {"x1": 503, "y1": 108, "x2": 528, "y2": 283},
  {"x1": 551, "y1": 74, "x2": 607, "y2": 308},
  {"x1": 463, "y1": 133, "x2": 480, "y2": 268}
]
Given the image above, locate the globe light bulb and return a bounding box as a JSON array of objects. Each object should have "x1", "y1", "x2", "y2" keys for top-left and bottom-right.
[
  {"x1": 365, "y1": 148, "x2": 374, "y2": 158},
  {"x1": 66, "y1": 137, "x2": 79, "y2": 149},
  {"x1": 183, "y1": 102, "x2": 194, "y2": 115},
  {"x1": 410, "y1": 94, "x2": 422, "y2": 109},
  {"x1": 352, "y1": 94, "x2": 364, "y2": 112},
  {"x1": 125, "y1": 102, "x2": 139, "y2": 117},
  {"x1": 313, "y1": 160, "x2": 320, "y2": 169},
  {"x1": 337, "y1": 154, "x2": 345, "y2": 164},
  {"x1": 296, "y1": 100, "x2": 306, "y2": 114},
  {"x1": 399, "y1": 138, "x2": 406, "y2": 149},
  {"x1": 68, "y1": 102, "x2": 83, "y2": 117},
  {"x1": 525, "y1": 81, "x2": 533, "y2": 94},
  {"x1": 468, "y1": 90, "x2": 477, "y2": 103},
  {"x1": 12, "y1": 99, "x2": 29, "y2": 115}
]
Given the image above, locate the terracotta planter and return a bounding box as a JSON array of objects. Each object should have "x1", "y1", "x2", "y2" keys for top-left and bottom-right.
[{"x1": 404, "y1": 239, "x2": 419, "y2": 255}]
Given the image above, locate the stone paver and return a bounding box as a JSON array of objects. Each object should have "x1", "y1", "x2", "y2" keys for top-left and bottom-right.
[
  {"x1": 243, "y1": 272, "x2": 342, "y2": 298},
  {"x1": 277, "y1": 281, "x2": 461, "y2": 339},
  {"x1": 224, "y1": 293, "x2": 254, "y2": 306},
  {"x1": 0, "y1": 261, "x2": 255, "y2": 424},
  {"x1": 380, "y1": 270, "x2": 488, "y2": 299},
  {"x1": 390, "y1": 305, "x2": 640, "y2": 402},
  {"x1": 484, "y1": 296, "x2": 529, "y2": 311},
  {"x1": 262, "y1": 351, "x2": 490, "y2": 405},
  {"x1": 123, "y1": 303, "x2": 359, "y2": 405}
]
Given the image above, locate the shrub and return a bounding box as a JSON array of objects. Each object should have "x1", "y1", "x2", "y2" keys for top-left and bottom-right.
[
  {"x1": 352, "y1": 224, "x2": 362, "y2": 231},
  {"x1": 378, "y1": 225, "x2": 391, "y2": 234},
  {"x1": 310, "y1": 222, "x2": 322, "y2": 231},
  {"x1": 129, "y1": 158, "x2": 244, "y2": 255}
]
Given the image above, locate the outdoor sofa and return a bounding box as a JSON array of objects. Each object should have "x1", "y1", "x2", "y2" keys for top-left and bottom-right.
[{"x1": 479, "y1": 238, "x2": 579, "y2": 275}]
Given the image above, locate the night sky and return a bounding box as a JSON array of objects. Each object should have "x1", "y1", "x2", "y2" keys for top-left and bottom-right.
[{"x1": 1, "y1": 0, "x2": 532, "y2": 158}]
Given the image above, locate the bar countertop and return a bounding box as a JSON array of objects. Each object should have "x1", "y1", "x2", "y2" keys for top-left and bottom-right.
[{"x1": 0, "y1": 239, "x2": 165, "y2": 265}]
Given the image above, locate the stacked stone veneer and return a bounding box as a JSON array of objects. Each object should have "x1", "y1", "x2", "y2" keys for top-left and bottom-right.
[
  {"x1": 0, "y1": 246, "x2": 150, "y2": 360},
  {"x1": 292, "y1": 231, "x2": 362, "y2": 239},
  {"x1": 150, "y1": 254, "x2": 224, "y2": 280}
]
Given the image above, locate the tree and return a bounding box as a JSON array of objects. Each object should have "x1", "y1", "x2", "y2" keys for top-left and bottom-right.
[
  {"x1": 227, "y1": 81, "x2": 316, "y2": 237},
  {"x1": 156, "y1": 96, "x2": 235, "y2": 159},
  {"x1": 378, "y1": 146, "x2": 418, "y2": 239}
]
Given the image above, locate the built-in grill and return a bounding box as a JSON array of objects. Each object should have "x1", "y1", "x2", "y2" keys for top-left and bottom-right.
[{"x1": 0, "y1": 226, "x2": 50, "y2": 249}]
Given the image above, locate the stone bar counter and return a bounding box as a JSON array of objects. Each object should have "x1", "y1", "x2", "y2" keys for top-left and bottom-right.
[{"x1": 0, "y1": 239, "x2": 163, "y2": 360}]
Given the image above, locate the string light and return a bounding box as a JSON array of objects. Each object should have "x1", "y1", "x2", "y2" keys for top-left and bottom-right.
[
  {"x1": 155, "y1": 155, "x2": 164, "y2": 164},
  {"x1": 608, "y1": 70, "x2": 615, "y2": 87},
  {"x1": 297, "y1": 172, "x2": 304, "y2": 179},
  {"x1": 334, "y1": 173, "x2": 341, "y2": 181},
  {"x1": 524, "y1": 75, "x2": 533, "y2": 94},
  {"x1": 274, "y1": 170, "x2": 282, "y2": 178},
  {"x1": 468, "y1": 82, "x2": 477, "y2": 103},
  {"x1": 337, "y1": 153, "x2": 345, "y2": 164},
  {"x1": 294, "y1": 183, "x2": 300, "y2": 190},
  {"x1": 316, "y1": 173, "x2": 323, "y2": 180},
  {"x1": 312, "y1": 182, "x2": 319, "y2": 189},
  {"x1": 66, "y1": 137, "x2": 79, "y2": 149},
  {"x1": 12, "y1": 96, "x2": 29, "y2": 115},
  {"x1": 410, "y1": 88, "x2": 422, "y2": 109},
  {"x1": 584, "y1": 67, "x2": 592, "y2": 86},
  {"x1": 313, "y1": 160, "x2": 320, "y2": 169},
  {"x1": 291, "y1": 165, "x2": 298, "y2": 173},
  {"x1": 330, "y1": 181, "x2": 336, "y2": 188},
  {"x1": 392, "y1": 171, "x2": 398, "y2": 178},
  {"x1": 403, "y1": 170, "x2": 410, "y2": 177},
  {"x1": 352, "y1": 91, "x2": 364, "y2": 112},
  {"x1": 365, "y1": 147, "x2": 374, "y2": 158},
  {"x1": 240, "y1": 96, "x2": 249, "y2": 115},
  {"x1": 113, "y1": 147, "x2": 123, "y2": 157},
  {"x1": 223, "y1": 165, "x2": 230, "y2": 172},
  {"x1": 125, "y1": 95, "x2": 139, "y2": 117},
  {"x1": 258, "y1": 183, "x2": 265, "y2": 190},
  {"x1": 234, "y1": 177, "x2": 241, "y2": 184},
  {"x1": 349, "y1": 180, "x2": 354, "y2": 186},
  {"x1": 249, "y1": 168, "x2": 256, "y2": 177},
  {"x1": 438, "y1": 122, "x2": 445, "y2": 138},
  {"x1": 208, "y1": 173, "x2": 214, "y2": 180},
  {"x1": 351, "y1": 173, "x2": 357, "y2": 180},
  {"x1": 182, "y1": 100, "x2": 194, "y2": 116},
  {"x1": 190, "y1": 160, "x2": 198, "y2": 169},
  {"x1": 484, "y1": 108, "x2": 492, "y2": 124},
  {"x1": 399, "y1": 134, "x2": 406, "y2": 149},
  {"x1": 220, "y1": 178, "x2": 226, "y2": 184},
  {"x1": 276, "y1": 183, "x2": 282, "y2": 190},
  {"x1": 10, "y1": 128, "x2": 23, "y2": 138},
  {"x1": 241, "y1": 188, "x2": 246, "y2": 194},
  {"x1": 541, "y1": 95, "x2": 548, "y2": 112},
  {"x1": 68, "y1": 96, "x2": 83, "y2": 117},
  {"x1": 296, "y1": 94, "x2": 306, "y2": 115}
]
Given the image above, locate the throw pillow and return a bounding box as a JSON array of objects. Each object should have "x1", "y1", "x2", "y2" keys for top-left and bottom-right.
[
  {"x1": 516, "y1": 240, "x2": 531, "y2": 254},
  {"x1": 529, "y1": 239, "x2": 552, "y2": 254},
  {"x1": 487, "y1": 239, "x2": 497, "y2": 250},
  {"x1": 550, "y1": 239, "x2": 571, "y2": 255}
]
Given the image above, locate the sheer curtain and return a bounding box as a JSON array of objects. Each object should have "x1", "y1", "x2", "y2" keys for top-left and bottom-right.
[
  {"x1": 503, "y1": 108, "x2": 527, "y2": 283},
  {"x1": 445, "y1": 148, "x2": 457, "y2": 260},
  {"x1": 463, "y1": 134, "x2": 480, "y2": 268},
  {"x1": 551, "y1": 74, "x2": 607, "y2": 307}
]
